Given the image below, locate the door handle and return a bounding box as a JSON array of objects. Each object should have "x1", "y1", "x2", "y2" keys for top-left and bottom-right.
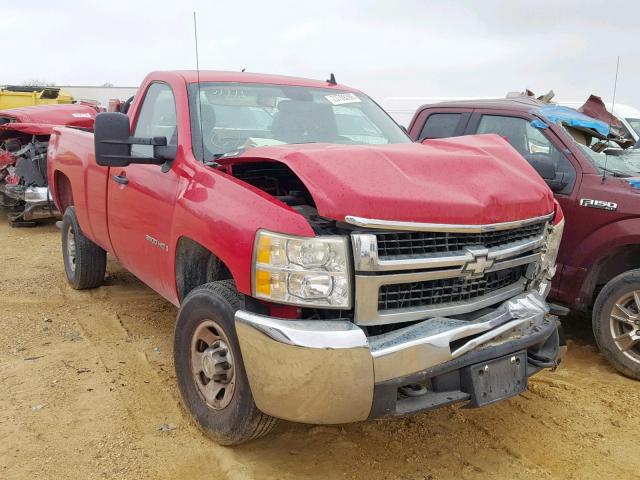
[{"x1": 112, "y1": 174, "x2": 129, "y2": 185}]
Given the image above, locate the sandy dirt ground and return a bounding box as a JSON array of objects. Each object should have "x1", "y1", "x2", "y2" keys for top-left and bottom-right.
[{"x1": 1, "y1": 215, "x2": 639, "y2": 480}]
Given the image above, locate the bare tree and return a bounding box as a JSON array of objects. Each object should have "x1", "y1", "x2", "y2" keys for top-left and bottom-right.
[
  {"x1": 21, "y1": 79, "x2": 56, "y2": 87},
  {"x1": 101, "y1": 82, "x2": 115, "y2": 87}
]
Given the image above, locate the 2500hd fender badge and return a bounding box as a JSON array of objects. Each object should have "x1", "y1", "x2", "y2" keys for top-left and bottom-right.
[
  {"x1": 145, "y1": 234, "x2": 169, "y2": 252},
  {"x1": 580, "y1": 198, "x2": 618, "y2": 211}
]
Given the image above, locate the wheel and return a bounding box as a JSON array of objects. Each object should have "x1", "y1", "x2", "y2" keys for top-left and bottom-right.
[
  {"x1": 61, "y1": 207, "x2": 107, "y2": 290},
  {"x1": 174, "y1": 280, "x2": 277, "y2": 445},
  {"x1": 592, "y1": 270, "x2": 640, "y2": 379}
]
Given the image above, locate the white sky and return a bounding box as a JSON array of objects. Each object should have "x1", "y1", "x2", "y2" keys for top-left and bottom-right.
[{"x1": 3, "y1": 0, "x2": 638, "y2": 107}]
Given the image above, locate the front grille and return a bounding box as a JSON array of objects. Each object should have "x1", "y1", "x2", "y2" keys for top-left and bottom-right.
[
  {"x1": 378, "y1": 265, "x2": 527, "y2": 311},
  {"x1": 375, "y1": 223, "x2": 545, "y2": 258}
]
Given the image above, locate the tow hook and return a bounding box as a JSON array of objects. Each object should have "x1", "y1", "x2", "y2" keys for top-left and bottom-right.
[{"x1": 399, "y1": 384, "x2": 428, "y2": 397}]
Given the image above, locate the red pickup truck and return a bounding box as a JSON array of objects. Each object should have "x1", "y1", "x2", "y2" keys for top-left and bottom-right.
[
  {"x1": 48, "y1": 71, "x2": 565, "y2": 444},
  {"x1": 409, "y1": 98, "x2": 640, "y2": 379}
]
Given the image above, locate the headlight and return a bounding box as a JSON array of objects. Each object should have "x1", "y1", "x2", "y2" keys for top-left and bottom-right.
[
  {"x1": 252, "y1": 230, "x2": 351, "y2": 308},
  {"x1": 539, "y1": 218, "x2": 564, "y2": 280}
]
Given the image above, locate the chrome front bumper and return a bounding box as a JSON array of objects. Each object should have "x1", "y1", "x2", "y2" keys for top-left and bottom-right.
[
  {"x1": 235, "y1": 291, "x2": 563, "y2": 424},
  {"x1": 2, "y1": 185, "x2": 50, "y2": 203}
]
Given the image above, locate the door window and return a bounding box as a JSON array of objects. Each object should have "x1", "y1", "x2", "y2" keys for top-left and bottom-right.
[
  {"x1": 476, "y1": 114, "x2": 576, "y2": 194},
  {"x1": 131, "y1": 83, "x2": 177, "y2": 157},
  {"x1": 419, "y1": 113, "x2": 462, "y2": 140}
]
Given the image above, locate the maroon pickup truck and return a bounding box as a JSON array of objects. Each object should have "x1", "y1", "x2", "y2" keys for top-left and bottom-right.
[
  {"x1": 47, "y1": 71, "x2": 565, "y2": 444},
  {"x1": 410, "y1": 98, "x2": 640, "y2": 379}
]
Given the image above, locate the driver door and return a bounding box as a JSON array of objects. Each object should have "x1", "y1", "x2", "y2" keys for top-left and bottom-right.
[{"x1": 107, "y1": 82, "x2": 181, "y2": 298}]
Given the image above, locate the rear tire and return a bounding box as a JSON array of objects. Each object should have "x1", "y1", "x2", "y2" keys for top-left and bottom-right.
[
  {"x1": 61, "y1": 207, "x2": 106, "y2": 290},
  {"x1": 174, "y1": 280, "x2": 277, "y2": 445},
  {"x1": 592, "y1": 270, "x2": 640, "y2": 380}
]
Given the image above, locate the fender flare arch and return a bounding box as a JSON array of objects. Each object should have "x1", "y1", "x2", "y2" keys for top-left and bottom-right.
[
  {"x1": 52, "y1": 170, "x2": 74, "y2": 213},
  {"x1": 173, "y1": 236, "x2": 233, "y2": 303},
  {"x1": 572, "y1": 218, "x2": 640, "y2": 305},
  {"x1": 568, "y1": 217, "x2": 640, "y2": 271}
]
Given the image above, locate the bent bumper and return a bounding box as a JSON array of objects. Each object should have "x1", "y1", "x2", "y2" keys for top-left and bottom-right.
[
  {"x1": 2, "y1": 185, "x2": 49, "y2": 203},
  {"x1": 2, "y1": 185, "x2": 59, "y2": 221},
  {"x1": 235, "y1": 291, "x2": 563, "y2": 424}
]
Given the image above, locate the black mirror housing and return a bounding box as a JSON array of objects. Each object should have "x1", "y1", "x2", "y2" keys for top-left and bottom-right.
[
  {"x1": 94, "y1": 112, "x2": 175, "y2": 167},
  {"x1": 524, "y1": 153, "x2": 556, "y2": 180},
  {"x1": 95, "y1": 112, "x2": 132, "y2": 167}
]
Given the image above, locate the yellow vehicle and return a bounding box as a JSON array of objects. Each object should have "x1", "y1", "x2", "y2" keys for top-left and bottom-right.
[{"x1": 0, "y1": 86, "x2": 74, "y2": 109}]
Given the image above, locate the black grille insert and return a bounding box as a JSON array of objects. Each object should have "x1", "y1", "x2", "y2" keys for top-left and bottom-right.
[
  {"x1": 378, "y1": 265, "x2": 527, "y2": 311},
  {"x1": 375, "y1": 223, "x2": 545, "y2": 258}
]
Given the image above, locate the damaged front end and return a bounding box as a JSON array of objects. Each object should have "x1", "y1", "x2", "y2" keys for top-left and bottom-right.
[
  {"x1": 215, "y1": 142, "x2": 564, "y2": 423},
  {"x1": 0, "y1": 133, "x2": 59, "y2": 226},
  {"x1": 0, "y1": 104, "x2": 96, "y2": 226}
]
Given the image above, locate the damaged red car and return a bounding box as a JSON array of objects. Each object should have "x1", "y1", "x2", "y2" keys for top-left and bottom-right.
[{"x1": 0, "y1": 103, "x2": 97, "y2": 226}]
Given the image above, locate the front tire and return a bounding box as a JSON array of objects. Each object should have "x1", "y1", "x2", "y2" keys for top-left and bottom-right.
[
  {"x1": 61, "y1": 207, "x2": 107, "y2": 290},
  {"x1": 174, "y1": 280, "x2": 277, "y2": 445},
  {"x1": 592, "y1": 270, "x2": 640, "y2": 380}
]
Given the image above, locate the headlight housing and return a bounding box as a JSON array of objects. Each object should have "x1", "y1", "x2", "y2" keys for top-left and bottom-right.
[
  {"x1": 252, "y1": 230, "x2": 351, "y2": 308},
  {"x1": 535, "y1": 218, "x2": 564, "y2": 296},
  {"x1": 541, "y1": 218, "x2": 564, "y2": 278}
]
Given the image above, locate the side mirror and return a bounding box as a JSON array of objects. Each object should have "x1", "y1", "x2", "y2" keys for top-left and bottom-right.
[
  {"x1": 524, "y1": 153, "x2": 555, "y2": 180},
  {"x1": 524, "y1": 153, "x2": 568, "y2": 192},
  {"x1": 94, "y1": 112, "x2": 176, "y2": 167}
]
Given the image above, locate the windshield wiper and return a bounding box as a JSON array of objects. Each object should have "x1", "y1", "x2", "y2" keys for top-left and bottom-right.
[{"x1": 210, "y1": 148, "x2": 246, "y2": 160}]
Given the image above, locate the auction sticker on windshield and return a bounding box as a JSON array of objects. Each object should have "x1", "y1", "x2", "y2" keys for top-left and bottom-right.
[{"x1": 325, "y1": 93, "x2": 361, "y2": 105}]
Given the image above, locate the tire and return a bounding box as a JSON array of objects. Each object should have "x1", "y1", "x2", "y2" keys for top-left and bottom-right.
[
  {"x1": 592, "y1": 270, "x2": 640, "y2": 380},
  {"x1": 61, "y1": 207, "x2": 107, "y2": 290},
  {"x1": 174, "y1": 280, "x2": 277, "y2": 445}
]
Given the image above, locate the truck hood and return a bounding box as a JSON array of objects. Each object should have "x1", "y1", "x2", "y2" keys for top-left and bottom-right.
[
  {"x1": 232, "y1": 134, "x2": 555, "y2": 225},
  {"x1": 0, "y1": 104, "x2": 97, "y2": 136}
]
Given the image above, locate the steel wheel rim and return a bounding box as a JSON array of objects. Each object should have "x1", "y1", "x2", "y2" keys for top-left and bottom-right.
[
  {"x1": 66, "y1": 224, "x2": 77, "y2": 273},
  {"x1": 609, "y1": 291, "x2": 640, "y2": 364},
  {"x1": 190, "y1": 319, "x2": 236, "y2": 410}
]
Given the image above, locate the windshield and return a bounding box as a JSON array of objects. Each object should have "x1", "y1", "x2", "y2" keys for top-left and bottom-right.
[
  {"x1": 188, "y1": 82, "x2": 410, "y2": 160},
  {"x1": 626, "y1": 118, "x2": 640, "y2": 138},
  {"x1": 576, "y1": 143, "x2": 640, "y2": 177}
]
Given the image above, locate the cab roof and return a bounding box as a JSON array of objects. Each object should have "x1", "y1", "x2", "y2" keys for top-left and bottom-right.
[
  {"x1": 423, "y1": 96, "x2": 545, "y2": 112},
  {"x1": 149, "y1": 70, "x2": 360, "y2": 93}
]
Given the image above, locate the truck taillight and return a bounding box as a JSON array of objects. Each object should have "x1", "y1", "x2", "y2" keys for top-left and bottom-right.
[{"x1": 108, "y1": 99, "x2": 122, "y2": 113}]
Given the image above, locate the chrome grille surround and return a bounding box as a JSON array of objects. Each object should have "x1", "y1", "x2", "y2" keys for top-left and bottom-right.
[{"x1": 349, "y1": 213, "x2": 553, "y2": 326}]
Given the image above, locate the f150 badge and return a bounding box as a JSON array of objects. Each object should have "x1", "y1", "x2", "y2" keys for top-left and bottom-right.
[{"x1": 579, "y1": 198, "x2": 618, "y2": 211}]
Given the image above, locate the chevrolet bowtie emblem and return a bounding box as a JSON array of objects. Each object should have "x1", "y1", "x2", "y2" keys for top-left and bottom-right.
[{"x1": 461, "y1": 247, "x2": 494, "y2": 278}]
